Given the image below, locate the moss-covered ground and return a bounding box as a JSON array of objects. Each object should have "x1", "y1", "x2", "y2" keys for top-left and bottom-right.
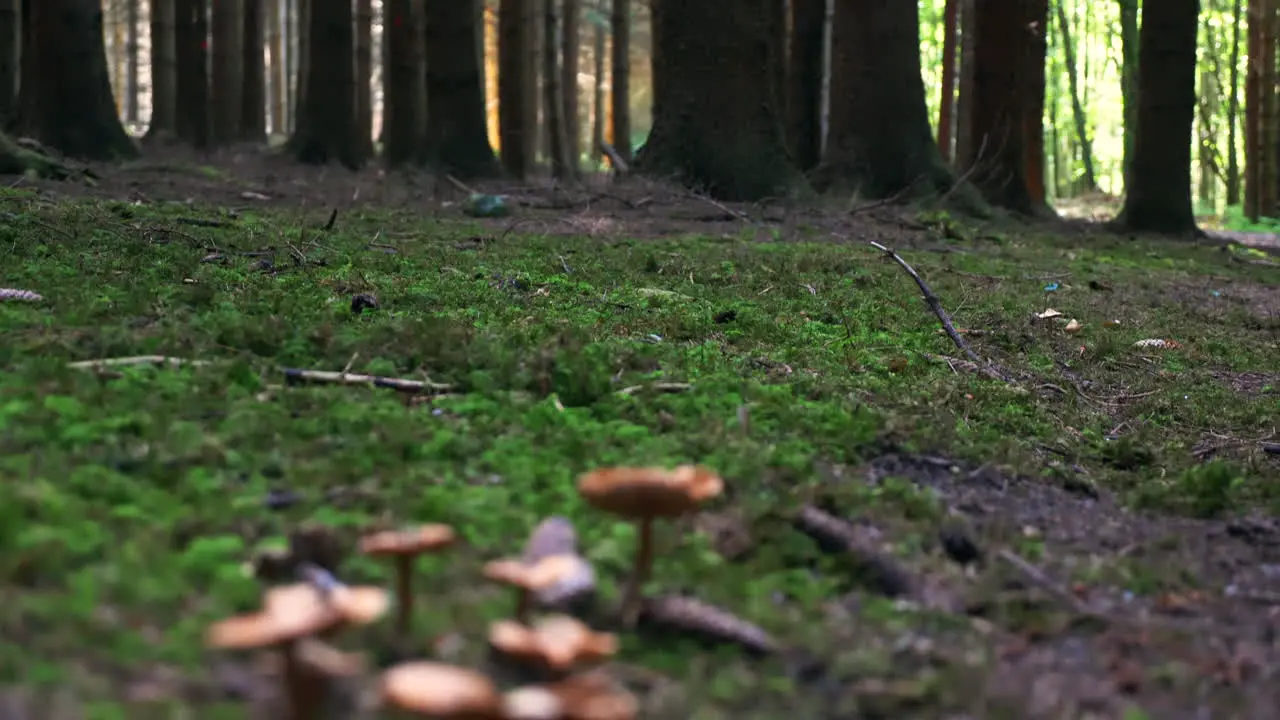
[{"x1": 1, "y1": 179, "x2": 1279, "y2": 718}]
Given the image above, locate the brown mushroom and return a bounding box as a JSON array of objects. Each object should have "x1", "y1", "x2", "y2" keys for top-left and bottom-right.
[
  {"x1": 207, "y1": 582, "x2": 389, "y2": 720},
  {"x1": 576, "y1": 465, "x2": 723, "y2": 624},
  {"x1": 484, "y1": 553, "x2": 595, "y2": 622},
  {"x1": 487, "y1": 614, "x2": 617, "y2": 674},
  {"x1": 503, "y1": 671, "x2": 638, "y2": 720},
  {"x1": 380, "y1": 661, "x2": 501, "y2": 719},
  {"x1": 359, "y1": 524, "x2": 457, "y2": 635}
]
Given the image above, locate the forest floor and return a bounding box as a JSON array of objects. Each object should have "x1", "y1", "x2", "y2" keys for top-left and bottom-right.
[{"x1": 1, "y1": 146, "x2": 1279, "y2": 719}]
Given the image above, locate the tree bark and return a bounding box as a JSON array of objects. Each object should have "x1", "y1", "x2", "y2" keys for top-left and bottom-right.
[
  {"x1": 562, "y1": 0, "x2": 581, "y2": 169},
  {"x1": 19, "y1": 0, "x2": 136, "y2": 159},
  {"x1": 421, "y1": 0, "x2": 498, "y2": 177},
  {"x1": 609, "y1": 0, "x2": 630, "y2": 161},
  {"x1": 815, "y1": 0, "x2": 959, "y2": 200},
  {"x1": 354, "y1": 0, "x2": 373, "y2": 158},
  {"x1": 382, "y1": 0, "x2": 420, "y2": 165},
  {"x1": 937, "y1": 0, "x2": 958, "y2": 163},
  {"x1": 1118, "y1": 0, "x2": 1139, "y2": 191},
  {"x1": 544, "y1": 0, "x2": 571, "y2": 177},
  {"x1": 787, "y1": 0, "x2": 824, "y2": 171},
  {"x1": 497, "y1": 0, "x2": 534, "y2": 176},
  {"x1": 289, "y1": 0, "x2": 363, "y2": 167},
  {"x1": 1115, "y1": 0, "x2": 1201, "y2": 235},
  {"x1": 957, "y1": 0, "x2": 1047, "y2": 215},
  {"x1": 146, "y1": 0, "x2": 177, "y2": 139},
  {"x1": 125, "y1": 0, "x2": 140, "y2": 123},
  {"x1": 210, "y1": 0, "x2": 245, "y2": 144},
  {"x1": 634, "y1": 0, "x2": 805, "y2": 200},
  {"x1": 241, "y1": 0, "x2": 266, "y2": 141},
  {"x1": 267, "y1": 0, "x2": 285, "y2": 134},
  {"x1": 1054, "y1": 0, "x2": 1097, "y2": 191},
  {"x1": 174, "y1": 0, "x2": 209, "y2": 147},
  {"x1": 0, "y1": 0, "x2": 20, "y2": 125},
  {"x1": 1227, "y1": 0, "x2": 1243, "y2": 205},
  {"x1": 591, "y1": 0, "x2": 606, "y2": 165}
]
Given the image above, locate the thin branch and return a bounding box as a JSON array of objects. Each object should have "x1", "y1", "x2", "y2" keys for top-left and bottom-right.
[
  {"x1": 869, "y1": 241, "x2": 1004, "y2": 380},
  {"x1": 281, "y1": 368, "x2": 453, "y2": 393},
  {"x1": 67, "y1": 356, "x2": 209, "y2": 370}
]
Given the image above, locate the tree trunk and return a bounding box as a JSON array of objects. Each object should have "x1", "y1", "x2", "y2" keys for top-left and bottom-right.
[
  {"x1": 544, "y1": 0, "x2": 571, "y2": 178},
  {"x1": 289, "y1": 0, "x2": 363, "y2": 167},
  {"x1": 954, "y1": 0, "x2": 976, "y2": 166},
  {"x1": 592, "y1": 0, "x2": 606, "y2": 165},
  {"x1": 1227, "y1": 0, "x2": 1243, "y2": 205},
  {"x1": 383, "y1": 0, "x2": 420, "y2": 166},
  {"x1": 354, "y1": 0, "x2": 372, "y2": 157},
  {"x1": 1118, "y1": 0, "x2": 1139, "y2": 191},
  {"x1": 1115, "y1": 0, "x2": 1201, "y2": 235},
  {"x1": 0, "y1": 0, "x2": 19, "y2": 125},
  {"x1": 1054, "y1": 0, "x2": 1097, "y2": 191},
  {"x1": 241, "y1": 0, "x2": 266, "y2": 141},
  {"x1": 421, "y1": 0, "x2": 498, "y2": 177},
  {"x1": 1020, "y1": 0, "x2": 1049, "y2": 209},
  {"x1": 498, "y1": 0, "x2": 534, "y2": 176},
  {"x1": 125, "y1": 0, "x2": 139, "y2": 123},
  {"x1": 937, "y1": 0, "x2": 958, "y2": 163},
  {"x1": 609, "y1": 0, "x2": 630, "y2": 161},
  {"x1": 146, "y1": 0, "x2": 177, "y2": 139},
  {"x1": 267, "y1": 0, "x2": 284, "y2": 134},
  {"x1": 174, "y1": 0, "x2": 209, "y2": 147},
  {"x1": 19, "y1": 0, "x2": 136, "y2": 159},
  {"x1": 562, "y1": 0, "x2": 580, "y2": 170},
  {"x1": 957, "y1": 0, "x2": 1046, "y2": 214},
  {"x1": 815, "y1": 0, "x2": 959, "y2": 200},
  {"x1": 635, "y1": 0, "x2": 805, "y2": 200},
  {"x1": 210, "y1": 0, "x2": 245, "y2": 144},
  {"x1": 787, "y1": 0, "x2": 823, "y2": 171},
  {"x1": 293, "y1": 0, "x2": 310, "y2": 133}
]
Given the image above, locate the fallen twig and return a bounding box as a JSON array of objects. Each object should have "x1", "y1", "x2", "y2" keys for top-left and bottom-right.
[
  {"x1": 281, "y1": 368, "x2": 453, "y2": 393},
  {"x1": 615, "y1": 382, "x2": 693, "y2": 396},
  {"x1": 67, "y1": 355, "x2": 209, "y2": 370},
  {"x1": 869, "y1": 241, "x2": 1005, "y2": 380},
  {"x1": 996, "y1": 548, "x2": 1090, "y2": 615},
  {"x1": 599, "y1": 142, "x2": 630, "y2": 173},
  {"x1": 792, "y1": 505, "x2": 916, "y2": 598}
]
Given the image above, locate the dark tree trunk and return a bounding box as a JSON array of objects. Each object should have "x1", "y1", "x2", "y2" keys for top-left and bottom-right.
[
  {"x1": 1118, "y1": 0, "x2": 1139, "y2": 191},
  {"x1": 146, "y1": 0, "x2": 177, "y2": 139},
  {"x1": 610, "y1": 0, "x2": 630, "y2": 160},
  {"x1": 240, "y1": 0, "x2": 265, "y2": 141},
  {"x1": 421, "y1": 0, "x2": 498, "y2": 178},
  {"x1": 0, "y1": 0, "x2": 20, "y2": 125},
  {"x1": 382, "y1": 0, "x2": 420, "y2": 166},
  {"x1": 210, "y1": 0, "x2": 244, "y2": 144},
  {"x1": 544, "y1": 0, "x2": 571, "y2": 178},
  {"x1": 957, "y1": 0, "x2": 1046, "y2": 215},
  {"x1": 354, "y1": 0, "x2": 373, "y2": 158},
  {"x1": 1021, "y1": 0, "x2": 1048, "y2": 208},
  {"x1": 289, "y1": 0, "x2": 363, "y2": 167},
  {"x1": 635, "y1": 0, "x2": 805, "y2": 200},
  {"x1": 1226, "y1": 0, "x2": 1243, "y2": 205},
  {"x1": 937, "y1": 0, "x2": 958, "y2": 162},
  {"x1": 787, "y1": 0, "x2": 824, "y2": 171},
  {"x1": 498, "y1": 0, "x2": 535, "y2": 177},
  {"x1": 174, "y1": 0, "x2": 209, "y2": 147},
  {"x1": 19, "y1": 0, "x2": 136, "y2": 159},
  {"x1": 562, "y1": 0, "x2": 581, "y2": 169},
  {"x1": 1115, "y1": 0, "x2": 1201, "y2": 235},
  {"x1": 815, "y1": 0, "x2": 956, "y2": 199}
]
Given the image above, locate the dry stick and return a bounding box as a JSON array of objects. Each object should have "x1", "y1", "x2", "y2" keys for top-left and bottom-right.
[
  {"x1": 615, "y1": 382, "x2": 693, "y2": 396},
  {"x1": 869, "y1": 241, "x2": 1005, "y2": 381},
  {"x1": 281, "y1": 368, "x2": 453, "y2": 393},
  {"x1": 599, "y1": 142, "x2": 630, "y2": 173},
  {"x1": 996, "y1": 549, "x2": 1090, "y2": 615},
  {"x1": 67, "y1": 356, "x2": 209, "y2": 370}
]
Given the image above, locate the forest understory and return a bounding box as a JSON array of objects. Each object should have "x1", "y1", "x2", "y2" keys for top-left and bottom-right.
[{"x1": 1, "y1": 149, "x2": 1279, "y2": 719}]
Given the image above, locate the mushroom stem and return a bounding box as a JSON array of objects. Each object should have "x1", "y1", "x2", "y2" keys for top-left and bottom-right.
[
  {"x1": 620, "y1": 518, "x2": 655, "y2": 626},
  {"x1": 281, "y1": 641, "x2": 326, "y2": 720},
  {"x1": 515, "y1": 588, "x2": 532, "y2": 623},
  {"x1": 393, "y1": 555, "x2": 414, "y2": 635}
]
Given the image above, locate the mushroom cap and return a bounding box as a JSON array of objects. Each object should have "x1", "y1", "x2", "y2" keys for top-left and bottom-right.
[
  {"x1": 484, "y1": 554, "x2": 593, "y2": 594},
  {"x1": 547, "y1": 671, "x2": 638, "y2": 720},
  {"x1": 359, "y1": 524, "x2": 457, "y2": 557},
  {"x1": 576, "y1": 465, "x2": 723, "y2": 519},
  {"x1": 380, "y1": 661, "x2": 501, "y2": 718},
  {"x1": 500, "y1": 686, "x2": 564, "y2": 720},
  {"x1": 488, "y1": 615, "x2": 617, "y2": 670},
  {"x1": 264, "y1": 582, "x2": 391, "y2": 626}
]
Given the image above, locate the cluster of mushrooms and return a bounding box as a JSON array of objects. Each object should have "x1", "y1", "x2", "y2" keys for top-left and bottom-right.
[{"x1": 205, "y1": 464, "x2": 725, "y2": 719}]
